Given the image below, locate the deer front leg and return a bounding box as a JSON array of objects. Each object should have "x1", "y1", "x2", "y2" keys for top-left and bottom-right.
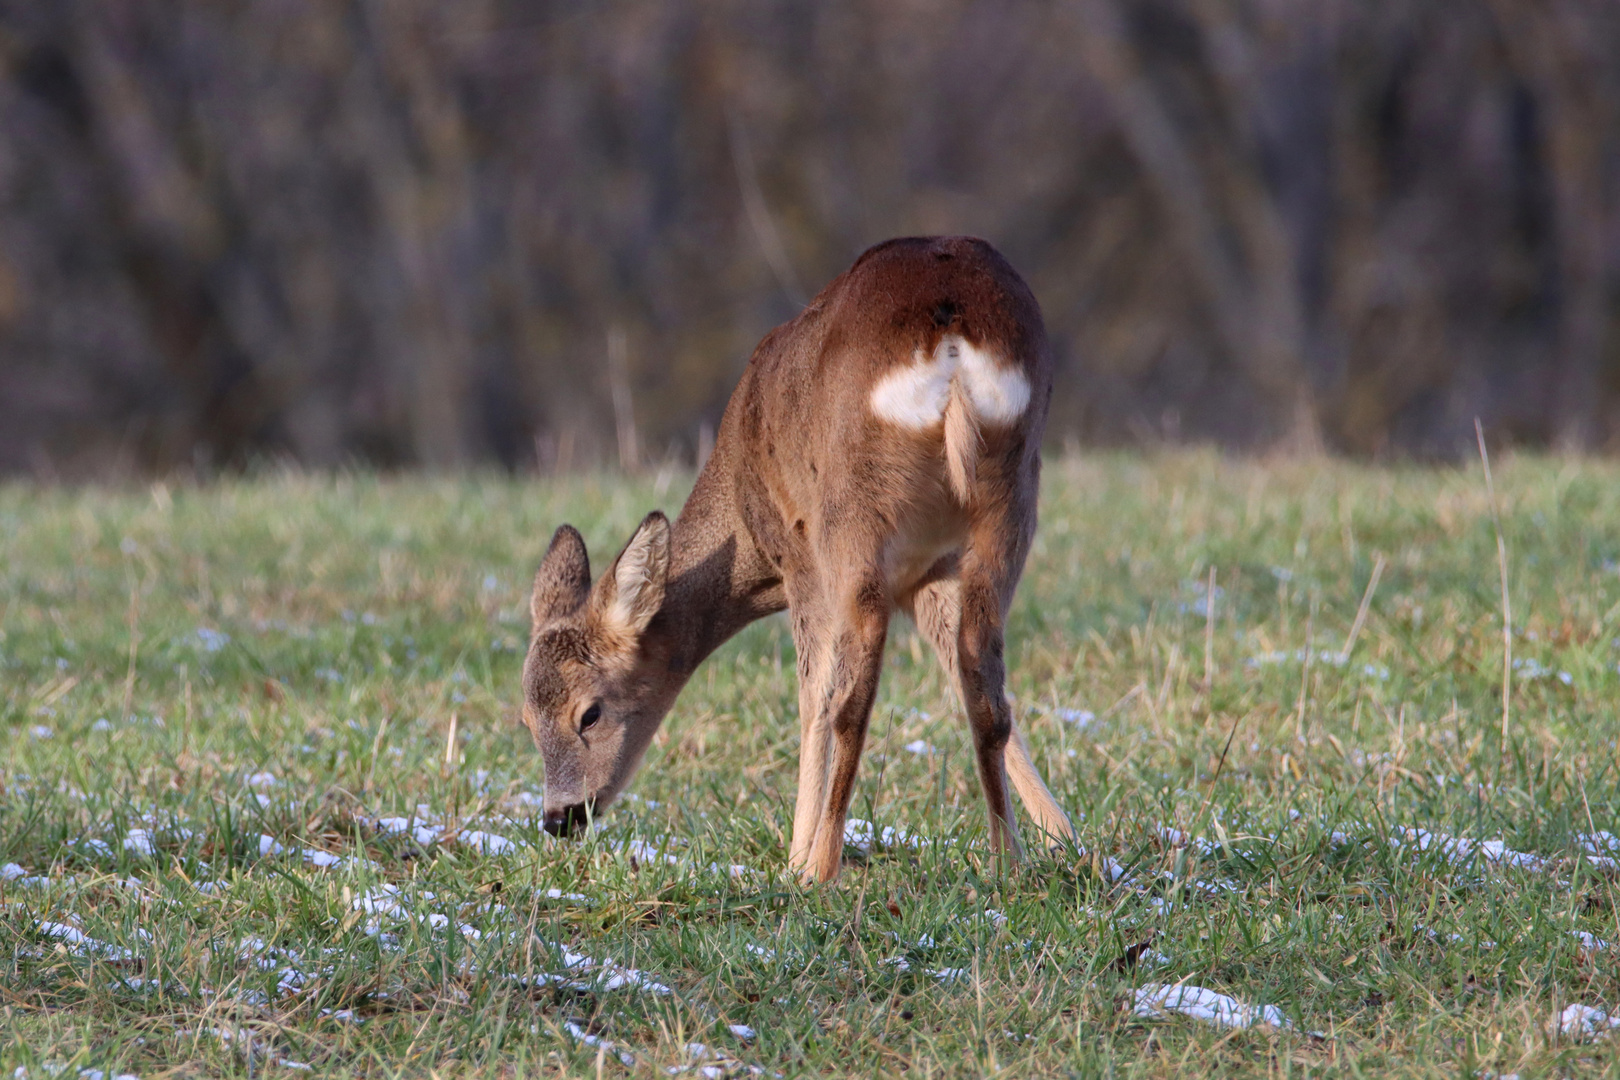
[
  {"x1": 803, "y1": 579, "x2": 890, "y2": 883},
  {"x1": 788, "y1": 606, "x2": 832, "y2": 874}
]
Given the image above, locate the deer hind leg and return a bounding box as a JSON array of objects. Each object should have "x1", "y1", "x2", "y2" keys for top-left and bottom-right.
[
  {"x1": 787, "y1": 603, "x2": 833, "y2": 875},
  {"x1": 908, "y1": 577, "x2": 1074, "y2": 850},
  {"x1": 955, "y1": 563, "x2": 1022, "y2": 866},
  {"x1": 802, "y1": 577, "x2": 891, "y2": 883}
]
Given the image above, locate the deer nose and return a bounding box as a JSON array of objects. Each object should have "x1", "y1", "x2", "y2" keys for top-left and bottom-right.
[{"x1": 543, "y1": 803, "x2": 591, "y2": 837}]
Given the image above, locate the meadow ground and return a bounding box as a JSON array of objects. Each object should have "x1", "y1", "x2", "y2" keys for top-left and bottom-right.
[{"x1": 3, "y1": 453, "x2": 1620, "y2": 1078}]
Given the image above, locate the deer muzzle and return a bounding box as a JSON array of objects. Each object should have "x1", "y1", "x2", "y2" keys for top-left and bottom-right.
[{"x1": 542, "y1": 802, "x2": 592, "y2": 837}]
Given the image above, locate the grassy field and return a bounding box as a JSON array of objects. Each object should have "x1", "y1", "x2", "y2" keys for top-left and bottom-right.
[{"x1": 3, "y1": 453, "x2": 1620, "y2": 1078}]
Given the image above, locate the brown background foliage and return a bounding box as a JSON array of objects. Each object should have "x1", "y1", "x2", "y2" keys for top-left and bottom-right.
[{"x1": 0, "y1": 1, "x2": 1617, "y2": 475}]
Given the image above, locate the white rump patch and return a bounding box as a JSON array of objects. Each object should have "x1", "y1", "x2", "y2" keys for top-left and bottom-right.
[
  {"x1": 868, "y1": 347, "x2": 956, "y2": 428},
  {"x1": 868, "y1": 335, "x2": 1030, "y2": 429}
]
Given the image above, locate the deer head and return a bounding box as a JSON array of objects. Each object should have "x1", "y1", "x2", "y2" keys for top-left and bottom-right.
[{"x1": 521, "y1": 512, "x2": 673, "y2": 836}]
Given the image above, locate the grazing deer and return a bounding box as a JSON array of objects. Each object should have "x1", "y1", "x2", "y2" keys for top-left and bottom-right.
[{"x1": 522, "y1": 236, "x2": 1074, "y2": 882}]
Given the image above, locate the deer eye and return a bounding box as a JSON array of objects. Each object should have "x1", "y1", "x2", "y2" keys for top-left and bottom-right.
[{"x1": 579, "y1": 703, "x2": 602, "y2": 732}]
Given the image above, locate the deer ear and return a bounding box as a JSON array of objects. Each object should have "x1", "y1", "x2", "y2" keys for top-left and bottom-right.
[
  {"x1": 531, "y1": 525, "x2": 591, "y2": 629},
  {"x1": 593, "y1": 511, "x2": 670, "y2": 637}
]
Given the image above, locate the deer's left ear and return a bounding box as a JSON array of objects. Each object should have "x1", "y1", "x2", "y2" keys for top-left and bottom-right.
[
  {"x1": 592, "y1": 511, "x2": 670, "y2": 637},
  {"x1": 532, "y1": 524, "x2": 592, "y2": 630}
]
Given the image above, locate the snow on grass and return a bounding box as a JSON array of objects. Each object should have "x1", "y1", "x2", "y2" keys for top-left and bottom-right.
[
  {"x1": 349, "y1": 884, "x2": 485, "y2": 947},
  {"x1": 371, "y1": 808, "x2": 527, "y2": 858},
  {"x1": 1392, "y1": 827, "x2": 1550, "y2": 872},
  {"x1": 1554, "y1": 1003, "x2": 1620, "y2": 1039},
  {"x1": 458, "y1": 829, "x2": 519, "y2": 855},
  {"x1": 1245, "y1": 649, "x2": 1390, "y2": 680},
  {"x1": 1046, "y1": 706, "x2": 1096, "y2": 727},
  {"x1": 13, "y1": 1065, "x2": 139, "y2": 1080},
  {"x1": 237, "y1": 935, "x2": 316, "y2": 998},
  {"x1": 35, "y1": 921, "x2": 146, "y2": 964},
  {"x1": 1132, "y1": 983, "x2": 1294, "y2": 1031},
  {"x1": 250, "y1": 830, "x2": 373, "y2": 871},
  {"x1": 373, "y1": 815, "x2": 441, "y2": 847},
  {"x1": 543, "y1": 888, "x2": 592, "y2": 901},
  {"x1": 842, "y1": 818, "x2": 930, "y2": 853},
  {"x1": 667, "y1": 1039, "x2": 768, "y2": 1077},
  {"x1": 0, "y1": 863, "x2": 50, "y2": 888},
  {"x1": 609, "y1": 837, "x2": 755, "y2": 881},
  {"x1": 511, "y1": 945, "x2": 674, "y2": 997},
  {"x1": 879, "y1": 956, "x2": 967, "y2": 982},
  {"x1": 561, "y1": 1020, "x2": 637, "y2": 1067}
]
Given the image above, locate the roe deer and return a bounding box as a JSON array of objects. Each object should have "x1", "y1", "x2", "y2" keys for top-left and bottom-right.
[{"x1": 521, "y1": 236, "x2": 1074, "y2": 882}]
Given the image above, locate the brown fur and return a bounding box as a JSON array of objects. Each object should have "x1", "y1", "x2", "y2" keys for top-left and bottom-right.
[{"x1": 521, "y1": 236, "x2": 1074, "y2": 881}]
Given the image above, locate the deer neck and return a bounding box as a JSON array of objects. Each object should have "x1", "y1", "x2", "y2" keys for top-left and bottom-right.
[{"x1": 647, "y1": 465, "x2": 784, "y2": 681}]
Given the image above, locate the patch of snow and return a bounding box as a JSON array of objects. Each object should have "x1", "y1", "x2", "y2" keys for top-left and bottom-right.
[
  {"x1": 37, "y1": 921, "x2": 142, "y2": 963},
  {"x1": 374, "y1": 815, "x2": 440, "y2": 847},
  {"x1": 1393, "y1": 828, "x2": 1547, "y2": 872},
  {"x1": 843, "y1": 818, "x2": 929, "y2": 853},
  {"x1": 1081, "y1": 848, "x2": 1131, "y2": 883},
  {"x1": 458, "y1": 829, "x2": 519, "y2": 856},
  {"x1": 513, "y1": 945, "x2": 674, "y2": 997},
  {"x1": 1555, "y1": 1003, "x2": 1620, "y2": 1039},
  {"x1": 1132, "y1": 983, "x2": 1293, "y2": 1030},
  {"x1": 13, "y1": 1067, "x2": 138, "y2": 1080},
  {"x1": 1158, "y1": 827, "x2": 1217, "y2": 856},
  {"x1": 561, "y1": 1020, "x2": 636, "y2": 1067},
  {"x1": 1244, "y1": 649, "x2": 1390, "y2": 680},
  {"x1": 1512, "y1": 657, "x2": 1571, "y2": 683},
  {"x1": 617, "y1": 838, "x2": 682, "y2": 867},
  {"x1": 352, "y1": 884, "x2": 405, "y2": 917},
  {"x1": 879, "y1": 956, "x2": 965, "y2": 982},
  {"x1": 192, "y1": 627, "x2": 231, "y2": 652},
  {"x1": 664, "y1": 1036, "x2": 767, "y2": 1077},
  {"x1": 543, "y1": 888, "x2": 591, "y2": 901}
]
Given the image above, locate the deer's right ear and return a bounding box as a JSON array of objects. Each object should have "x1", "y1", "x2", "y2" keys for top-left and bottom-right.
[
  {"x1": 531, "y1": 525, "x2": 591, "y2": 629},
  {"x1": 592, "y1": 511, "x2": 671, "y2": 638}
]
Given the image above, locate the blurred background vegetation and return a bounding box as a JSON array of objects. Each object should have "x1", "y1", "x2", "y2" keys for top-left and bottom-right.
[{"x1": 0, "y1": 0, "x2": 1616, "y2": 476}]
